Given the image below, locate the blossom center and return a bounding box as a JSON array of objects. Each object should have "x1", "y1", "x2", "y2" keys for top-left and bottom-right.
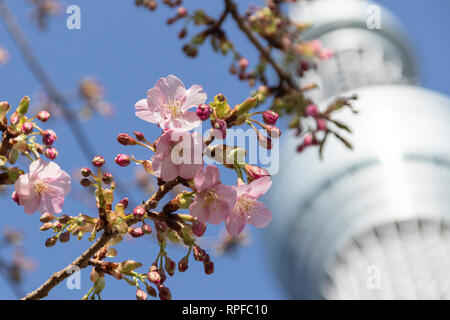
[
  {"x1": 164, "y1": 98, "x2": 182, "y2": 118},
  {"x1": 236, "y1": 196, "x2": 258, "y2": 220},
  {"x1": 200, "y1": 190, "x2": 219, "y2": 207},
  {"x1": 33, "y1": 179, "x2": 49, "y2": 196}
]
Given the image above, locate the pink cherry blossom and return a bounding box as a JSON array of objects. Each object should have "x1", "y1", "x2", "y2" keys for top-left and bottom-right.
[
  {"x1": 189, "y1": 165, "x2": 236, "y2": 225},
  {"x1": 226, "y1": 176, "x2": 272, "y2": 236},
  {"x1": 135, "y1": 75, "x2": 207, "y2": 131},
  {"x1": 152, "y1": 129, "x2": 204, "y2": 182},
  {"x1": 14, "y1": 159, "x2": 71, "y2": 215}
]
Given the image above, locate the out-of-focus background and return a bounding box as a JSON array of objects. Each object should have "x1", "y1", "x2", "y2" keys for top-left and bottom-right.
[{"x1": 0, "y1": 0, "x2": 449, "y2": 299}]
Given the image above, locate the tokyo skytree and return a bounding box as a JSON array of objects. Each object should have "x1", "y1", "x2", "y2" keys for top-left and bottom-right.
[{"x1": 267, "y1": 0, "x2": 450, "y2": 299}]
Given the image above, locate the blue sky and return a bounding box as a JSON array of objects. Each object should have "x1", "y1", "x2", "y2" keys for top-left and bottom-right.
[{"x1": 0, "y1": 0, "x2": 449, "y2": 300}]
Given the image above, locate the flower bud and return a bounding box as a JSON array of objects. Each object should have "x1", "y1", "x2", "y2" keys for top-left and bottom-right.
[
  {"x1": 114, "y1": 154, "x2": 131, "y2": 167},
  {"x1": 45, "y1": 236, "x2": 58, "y2": 247},
  {"x1": 59, "y1": 231, "x2": 71, "y2": 243},
  {"x1": 133, "y1": 205, "x2": 146, "y2": 218},
  {"x1": 238, "y1": 57, "x2": 249, "y2": 69},
  {"x1": 81, "y1": 167, "x2": 91, "y2": 177},
  {"x1": 45, "y1": 147, "x2": 58, "y2": 160},
  {"x1": 214, "y1": 119, "x2": 227, "y2": 139},
  {"x1": 102, "y1": 173, "x2": 113, "y2": 184},
  {"x1": 178, "y1": 256, "x2": 189, "y2": 272},
  {"x1": 304, "y1": 134, "x2": 313, "y2": 146},
  {"x1": 133, "y1": 131, "x2": 145, "y2": 141},
  {"x1": 80, "y1": 178, "x2": 92, "y2": 187},
  {"x1": 10, "y1": 113, "x2": 19, "y2": 126},
  {"x1": 146, "y1": 285, "x2": 157, "y2": 298},
  {"x1": 305, "y1": 104, "x2": 319, "y2": 118},
  {"x1": 40, "y1": 212, "x2": 54, "y2": 223},
  {"x1": 129, "y1": 227, "x2": 144, "y2": 238},
  {"x1": 42, "y1": 129, "x2": 57, "y2": 146},
  {"x1": 177, "y1": 6, "x2": 187, "y2": 17},
  {"x1": 53, "y1": 220, "x2": 62, "y2": 232},
  {"x1": 204, "y1": 261, "x2": 214, "y2": 275},
  {"x1": 11, "y1": 191, "x2": 20, "y2": 205},
  {"x1": 316, "y1": 118, "x2": 327, "y2": 131},
  {"x1": 265, "y1": 125, "x2": 281, "y2": 139},
  {"x1": 244, "y1": 164, "x2": 270, "y2": 182},
  {"x1": 136, "y1": 288, "x2": 147, "y2": 300},
  {"x1": 92, "y1": 156, "x2": 105, "y2": 167},
  {"x1": 262, "y1": 110, "x2": 279, "y2": 125},
  {"x1": 119, "y1": 197, "x2": 129, "y2": 209},
  {"x1": 39, "y1": 222, "x2": 53, "y2": 231},
  {"x1": 37, "y1": 110, "x2": 50, "y2": 122},
  {"x1": 155, "y1": 221, "x2": 167, "y2": 233},
  {"x1": 192, "y1": 219, "x2": 206, "y2": 237},
  {"x1": 164, "y1": 257, "x2": 176, "y2": 276},
  {"x1": 59, "y1": 215, "x2": 71, "y2": 224},
  {"x1": 158, "y1": 286, "x2": 172, "y2": 300},
  {"x1": 258, "y1": 134, "x2": 272, "y2": 150},
  {"x1": 117, "y1": 133, "x2": 137, "y2": 146},
  {"x1": 21, "y1": 122, "x2": 33, "y2": 135},
  {"x1": 193, "y1": 245, "x2": 204, "y2": 261},
  {"x1": 148, "y1": 269, "x2": 161, "y2": 285},
  {"x1": 93, "y1": 276, "x2": 105, "y2": 295},
  {"x1": 142, "y1": 223, "x2": 152, "y2": 234},
  {"x1": 196, "y1": 104, "x2": 211, "y2": 121}
]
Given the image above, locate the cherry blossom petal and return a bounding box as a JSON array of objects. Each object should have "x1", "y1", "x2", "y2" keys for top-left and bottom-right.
[
  {"x1": 207, "y1": 199, "x2": 230, "y2": 225},
  {"x1": 247, "y1": 201, "x2": 272, "y2": 228},
  {"x1": 135, "y1": 97, "x2": 163, "y2": 124},
  {"x1": 189, "y1": 198, "x2": 211, "y2": 223},
  {"x1": 155, "y1": 75, "x2": 185, "y2": 99},
  {"x1": 19, "y1": 192, "x2": 40, "y2": 215},
  {"x1": 226, "y1": 212, "x2": 247, "y2": 236},
  {"x1": 183, "y1": 85, "x2": 207, "y2": 110},
  {"x1": 215, "y1": 183, "x2": 236, "y2": 209}
]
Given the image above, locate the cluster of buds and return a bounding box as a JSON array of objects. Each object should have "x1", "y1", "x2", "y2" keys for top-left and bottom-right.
[{"x1": 0, "y1": 97, "x2": 60, "y2": 186}]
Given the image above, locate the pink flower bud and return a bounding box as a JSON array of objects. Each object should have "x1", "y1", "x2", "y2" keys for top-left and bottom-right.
[
  {"x1": 177, "y1": 7, "x2": 187, "y2": 17},
  {"x1": 262, "y1": 110, "x2": 279, "y2": 125},
  {"x1": 81, "y1": 167, "x2": 91, "y2": 177},
  {"x1": 296, "y1": 144, "x2": 305, "y2": 153},
  {"x1": 114, "y1": 154, "x2": 131, "y2": 167},
  {"x1": 158, "y1": 286, "x2": 172, "y2": 300},
  {"x1": 265, "y1": 125, "x2": 281, "y2": 139},
  {"x1": 165, "y1": 257, "x2": 176, "y2": 276},
  {"x1": 117, "y1": 133, "x2": 137, "y2": 146},
  {"x1": 21, "y1": 122, "x2": 33, "y2": 134},
  {"x1": 40, "y1": 212, "x2": 54, "y2": 223},
  {"x1": 196, "y1": 104, "x2": 211, "y2": 121},
  {"x1": 193, "y1": 245, "x2": 204, "y2": 261},
  {"x1": 11, "y1": 191, "x2": 20, "y2": 205},
  {"x1": 214, "y1": 120, "x2": 227, "y2": 139},
  {"x1": 316, "y1": 118, "x2": 327, "y2": 131},
  {"x1": 178, "y1": 256, "x2": 189, "y2": 272},
  {"x1": 305, "y1": 104, "x2": 319, "y2": 118},
  {"x1": 244, "y1": 164, "x2": 270, "y2": 182},
  {"x1": 42, "y1": 129, "x2": 57, "y2": 146},
  {"x1": 92, "y1": 156, "x2": 105, "y2": 167},
  {"x1": 101, "y1": 173, "x2": 113, "y2": 184},
  {"x1": 136, "y1": 288, "x2": 147, "y2": 300},
  {"x1": 148, "y1": 269, "x2": 161, "y2": 285},
  {"x1": 258, "y1": 134, "x2": 272, "y2": 150},
  {"x1": 45, "y1": 236, "x2": 58, "y2": 247},
  {"x1": 142, "y1": 223, "x2": 152, "y2": 234},
  {"x1": 37, "y1": 111, "x2": 50, "y2": 122},
  {"x1": 39, "y1": 222, "x2": 53, "y2": 231},
  {"x1": 133, "y1": 205, "x2": 146, "y2": 218},
  {"x1": 129, "y1": 227, "x2": 144, "y2": 238},
  {"x1": 304, "y1": 134, "x2": 313, "y2": 146},
  {"x1": 238, "y1": 57, "x2": 249, "y2": 69},
  {"x1": 44, "y1": 147, "x2": 58, "y2": 160},
  {"x1": 80, "y1": 178, "x2": 92, "y2": 187},
  {"x1": 133, "y1": 131, "x2": 145, "y2": 141},
  {"x1": 119, "y1": 197, "x2": 129, "y2": 209},
  {"x1": 192, "y1": 219, "x2": 206, "y2": 237}
]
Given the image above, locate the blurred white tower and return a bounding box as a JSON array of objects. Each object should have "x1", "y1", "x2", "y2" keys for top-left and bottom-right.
[{"x1": 268, "y1": 0, "x2": 450, "y2": 299}]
